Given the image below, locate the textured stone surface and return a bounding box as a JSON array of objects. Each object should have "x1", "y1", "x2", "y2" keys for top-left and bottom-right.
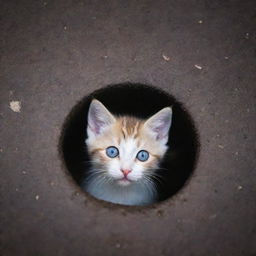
[{"x1": 1, "y1": 0, "x2": 256, "y2": 255}]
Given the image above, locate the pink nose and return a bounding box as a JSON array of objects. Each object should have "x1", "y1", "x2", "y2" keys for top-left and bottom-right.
[{"x1": 121, "y1": 169, "x2": 132, "y2": 177}]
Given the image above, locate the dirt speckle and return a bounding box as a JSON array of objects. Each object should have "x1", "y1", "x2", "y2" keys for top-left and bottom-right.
[
  {"x1": 157, "y1": 209, "x2": 164, "y2": 217},
  {"x1": 35, "y1": 195, "x2": 40, "y2": 200},
  {"x1": 50, "y1": 181, "x2": 55, "y2": 186},
  {"x1": 70, "y1": 191, "x2": 80, "y2": 200}
]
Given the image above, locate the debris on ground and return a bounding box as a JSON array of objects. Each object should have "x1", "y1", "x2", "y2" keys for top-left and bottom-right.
[
  {"x1": 194, "y1": 64, "x2": 202, "y2": 70},
  {"x1": 162, "y1": 54, "x2": 170, "y2": 61},
  {"x1": 10, "y1": 101, "x2": 21, "y2": 112}
]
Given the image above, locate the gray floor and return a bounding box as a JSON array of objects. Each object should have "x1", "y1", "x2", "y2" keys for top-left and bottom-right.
[{"x1": 1, "y1": 0, "x2": 256, "y2": 255}]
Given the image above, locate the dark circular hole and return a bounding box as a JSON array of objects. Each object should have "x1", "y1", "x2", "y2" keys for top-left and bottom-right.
[{"x1": 60, "y1": 83, "x2": 199, "y2": 204}]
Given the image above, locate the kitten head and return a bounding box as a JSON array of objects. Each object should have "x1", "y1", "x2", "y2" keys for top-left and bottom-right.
[{"x1": 85, "y1": 99, "x2": 172, "y2": 187}]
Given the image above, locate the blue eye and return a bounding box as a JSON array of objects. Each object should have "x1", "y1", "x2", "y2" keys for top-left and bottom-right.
[
  {"x1": 136, "y1": 150, "x2": 149, "y2": 162},
  {"x1": 106, "y1": 146, "x2": 119, "y2": 158}
]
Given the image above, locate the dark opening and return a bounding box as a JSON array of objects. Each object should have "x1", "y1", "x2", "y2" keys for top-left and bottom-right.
[{"x1": 60, "y1": 83, "x2": 199, "y2": 203}]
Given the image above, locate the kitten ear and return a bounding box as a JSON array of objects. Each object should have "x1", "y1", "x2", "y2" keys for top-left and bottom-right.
[
  {"x1": 144, "y1": 107, "x2": 172, "y2": 144},
  {"x1": 87, "y1": 99, "x2": 116, "y2": 137}
]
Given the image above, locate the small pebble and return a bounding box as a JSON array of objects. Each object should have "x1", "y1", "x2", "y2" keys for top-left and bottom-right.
[
  {"x1": 10, "y1": 101, "x2": 21, "y2": 112},
  {"x1": 115, "y1": 243, "x2": 121, "y2": 248},
  {"x1": 218, "y1": 144, "x2": 224, "y2": 149},
  {"x1": 22, "y1": 171, "x2": 27, "y2": 175},
  {"x1": 238, "y1": 185, "x2": 243, "y2": 190},
  {"x1": 35, "y1": 195, "x2": 40, "y2": 200},
  {"x1": 198, "y1": 20, "x2": 203, "y2": 24}
]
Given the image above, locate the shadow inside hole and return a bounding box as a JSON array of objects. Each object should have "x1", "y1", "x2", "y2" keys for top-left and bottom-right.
[{"x1": 60, "y1": 83, "x2": 199, "y2": 202}]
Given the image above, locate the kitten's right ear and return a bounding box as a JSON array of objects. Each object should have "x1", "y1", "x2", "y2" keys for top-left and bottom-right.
[{"x1": 87, "y1": 99, "x2": 116, "y2": 137}]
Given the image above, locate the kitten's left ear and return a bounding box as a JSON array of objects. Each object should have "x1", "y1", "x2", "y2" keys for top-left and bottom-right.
[{"x1": 144, "y1": 107, "x2": 172, "y2": 144}]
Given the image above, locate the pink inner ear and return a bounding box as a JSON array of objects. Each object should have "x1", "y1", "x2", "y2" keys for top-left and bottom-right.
[
  {"x1": 89, "y1": 118, "x2": 106, "y2": 135},
  {"x1": 87, "y1": 100, "x2": 116, "y2": 137},
  {"x1": 153, "y1": 123, "x2": 166, "y2": 140}
]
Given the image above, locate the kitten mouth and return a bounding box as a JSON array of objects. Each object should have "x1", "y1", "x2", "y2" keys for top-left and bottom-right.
[{"x1": 117, "y1": 177, "x2": 132, "y2": 186}]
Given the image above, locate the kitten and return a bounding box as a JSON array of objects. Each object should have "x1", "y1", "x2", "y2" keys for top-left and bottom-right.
[{"x1": 82, "y1": 99, "x2": 172, "y2": 206}]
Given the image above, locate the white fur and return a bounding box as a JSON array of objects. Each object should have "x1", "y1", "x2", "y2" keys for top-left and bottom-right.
[
  {"x1": 84, "y1": 174, "x2": 156, "y2": 206},
  {"x1": 83, "y1": 136, "x2": 158, "y2": 206}
]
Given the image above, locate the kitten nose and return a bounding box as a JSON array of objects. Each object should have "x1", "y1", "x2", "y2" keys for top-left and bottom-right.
[{"x1": 121, "y1": 169, "x2": 132, "y2": 177}]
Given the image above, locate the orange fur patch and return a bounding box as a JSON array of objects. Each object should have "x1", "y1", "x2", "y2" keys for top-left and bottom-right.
[{"x1": 87, "y1": 115, "x2": 165, "y2": 162}]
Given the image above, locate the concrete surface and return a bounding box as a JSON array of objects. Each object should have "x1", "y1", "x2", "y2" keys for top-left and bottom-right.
[{"x1": 1, "y1": 0, "x2": 256, "y2": 255}]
